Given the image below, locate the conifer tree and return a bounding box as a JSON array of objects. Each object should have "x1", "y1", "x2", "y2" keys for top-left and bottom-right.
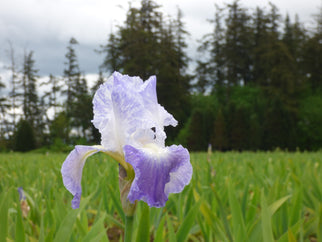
[
  {"x1": 252, "y1": 6, "x2": 269, "y2": 86},
  {"x1": 211, "y1": 108, "x2": 227, "y2": 151},
  {"x1": 101, "y1": 0, "x2": 191, "y2": 140},
  {"x1": 21, "y1": 50, "x2": 39, "y2": 128},
  {"x1": 0, "y1": 77, "x2": 9, "y2": 140},
  {"x1": 63, "y1": 37, "x2": 81, "y2": 119},
  {"x1": 302, "y1": 6, "x2": 322, "y2": 91},
  {"x1": 195, "y1": 4, "x2": 225, "y2": 95},
  {"x1": 224, "y1": 0, "x2": 252, "y2": 86},
  {"x1": 91, "y1": 70, "x2": 105, "y2": 95},
  {"x1": 41, "y1": 74, "x2": 61, "y2": 118},
  {"x1": 6, "y1": 42, "x2": 20, "y2": 132}
]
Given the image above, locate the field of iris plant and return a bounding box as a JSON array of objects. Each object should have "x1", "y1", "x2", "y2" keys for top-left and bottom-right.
[{"x1": 0, "y1": 151, "x2": 321, "y2": 241}]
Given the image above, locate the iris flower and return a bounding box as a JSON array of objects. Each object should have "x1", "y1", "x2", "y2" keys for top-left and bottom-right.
[
  {"x1": 61, "y1": 72, "x2": 192, "y2": 210},
  {"x1": 18, "y1": 187, "x2": 30, "y2": 217}
]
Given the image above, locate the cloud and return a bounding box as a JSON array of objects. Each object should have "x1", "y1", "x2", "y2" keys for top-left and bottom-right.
[{"x1": 0, "y1": 0, "x2": 320, "y2": 80}]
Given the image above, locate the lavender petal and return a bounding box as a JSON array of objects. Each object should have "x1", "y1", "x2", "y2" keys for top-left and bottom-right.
[
  {"x1": 124, "y1": 144, "x2": 192, "y2": 207},
  {"x1": 61, "y1": 145, "x2": 102, "y2": 209}
]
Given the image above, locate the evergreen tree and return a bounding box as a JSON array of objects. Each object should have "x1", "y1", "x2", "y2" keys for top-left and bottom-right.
[
  {"x1": 63, "y1": 37, "x2": 81, "y2": 119},
  {"x1": 195, "y1": 4, "x2": 225, "y2": 95},
  {"x1": 252, "y1": 6, "x2": 270, "y2": 86},
  {"x1": 49, "y1": 111, "x2": 69, "y2": 144},
  {"x1": 302, "y1": 6, "x2": 322, "y2": 91},
  {"x1": 6, "y1": 41, "x2": 20, "y2": 132},
  {"x1": 0, "y1": 77, "x2": 9, "y2": 140},
  {"x1": 14, "y1": 119, "x2": 36, "y2": 152},
  {"x1": 211, "y1": 108, "x2": 227, "y2": 151},
  {"x1": 45, "y1": 74, "x2": 61, "y2": 117},
  {"x1": 224, "y1": 0, "x2": 252, "y2": 86},
  {"x1": 72, "y1": 75, "x2": 91, "y2": 139},
  {"x1": 100, "y1": 33, "x2": 122, "y2": 72},
  {"x1": 101, "y1": 0, "x2": 191, "y2": 140},
  {"x1": 91, "y1": 70, "x2": 105, "y2": 95},
  {"x1": 21, "y1": 50, "x2": 39, "y2": 129}
]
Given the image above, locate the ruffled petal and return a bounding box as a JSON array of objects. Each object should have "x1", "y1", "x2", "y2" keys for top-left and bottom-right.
[
  {"x1": 92, "y1": 72, "x2": 155, "y2": 152},
  {"x1": 140, "y1": 76, "x2": 178, "y2": 128},
  {"x1": 124, "y1": 144, "x2": 192, "y2": 207},
  {"x1": 61, "y1": 145, "x2": 103, "y2": 209},
  {"x1": 92, "y1": 72, "x2": 179, "y2": 151}
]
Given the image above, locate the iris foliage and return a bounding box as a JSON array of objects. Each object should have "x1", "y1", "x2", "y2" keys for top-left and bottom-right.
[{"x1": 0, "y1": 151, "x2": 321, "y2": 241}]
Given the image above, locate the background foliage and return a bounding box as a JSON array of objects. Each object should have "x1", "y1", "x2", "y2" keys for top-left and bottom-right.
[{"x1": 0, "y1": 0, "x2": 322, "y2": 151}]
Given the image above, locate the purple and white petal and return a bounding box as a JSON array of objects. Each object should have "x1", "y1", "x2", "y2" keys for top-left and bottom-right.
[
  {"x1": 61, "y1": 145, "x2": 103, "y2": 209},
  {"x1": 124, "y1": 144, "x2": 192, "y2": 207},
  {"x1": 110, "y1": 82, "x2": 154, "y2": 149},
  {"x1": 140, "y1": 76, "x2": 178, "y2": 128},
  {"x1": 92, "y1": 71, "x2": 156, "y2": 152}
]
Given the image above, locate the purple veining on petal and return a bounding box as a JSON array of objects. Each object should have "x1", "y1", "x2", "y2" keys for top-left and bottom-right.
[
  {"x1": 140, "y1": 76, "x2": 178, "y2": 128},
  {"x1": 124, "y1": 144, "x2": 192, "y2": 207},
  {"x1": 92, "y1": 72, "x2": 178, "y2": 151},
  {"x1": 61, "y1": 145, "x2": 101, "y2": 209},
  {"x1": 71, "y1": 193, "x2": 81, "y2": 209},
  {"x1": 92, "y1": 71, "x2": 156, "y2": 151}
]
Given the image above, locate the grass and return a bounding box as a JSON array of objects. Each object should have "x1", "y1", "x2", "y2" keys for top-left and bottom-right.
[{"x1": 0, "y1": 151, "x2": 321, "y2": 241}]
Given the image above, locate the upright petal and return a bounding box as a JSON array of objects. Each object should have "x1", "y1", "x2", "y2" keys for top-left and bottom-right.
[
  {"x1": 140, "y1": 76, "x2": 178, "y2": 128},
  {"x1": 92, "y1": 72, "x2": 156, "y2": 152},
  {"x1": 61, "y1": 145, "x2": 103, "y2": 209},
  {"x1": 124, "y1": 144, "x2": 192, "y2": 207}
]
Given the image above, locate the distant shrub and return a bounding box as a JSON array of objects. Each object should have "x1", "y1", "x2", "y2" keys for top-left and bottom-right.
[{"x1": 14, "y1": 120, "x2": 36, "y2": 152}]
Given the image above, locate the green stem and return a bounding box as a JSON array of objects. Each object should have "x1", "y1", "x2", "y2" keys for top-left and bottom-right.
[{"x1": 124, "y1": 215, "x2": 134, "y2": 242}]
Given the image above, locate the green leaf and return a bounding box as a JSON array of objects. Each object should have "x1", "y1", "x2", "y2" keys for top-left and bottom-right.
[
  {"x1": 53, "y1": 195, "x2": 90, "y2": 242},
  {"x1": 82, "y1": 213, "x2": 107, "y2": 242},
  {"x1": 135, "y1": 203, "x2": 150, "y2": 242},
  {"x1": 276, "y1": 219, "x2": 303, "y2": 242},
  {"x1": 105, "y1": 213, "x2": 124, "y2": 229},
  {"x1": 0, "y1": 189, "x2": 10, "y2": 242},
  {"x1": 261, "y1": 190, "x2": 274, "y2": 242},
  {"x1": 15, "y1": 201, "x2": 25, "y2": 242},
  {"x1": 228, "y1": 179, "x2": 248, "y2": 241},
  {"x1": 287, "y1": 229, "x2": 297, "y2": 242},
  {"x1": 107, "y1": 185, "x2": 125, "y2": 223},
  {"x1": 167, "y1": 215, "x2": 176, "y2": 242},
  {"x1": 268, "y1": 194, "x2": 291, "y2": 216},
  {"x1": 76, "y1": 210, "x2": 88, "y2": 237},
  {"x1": 213, "y1": 187, "x2": 233, "y2": 242},
  {"x1": 318, "y1": 203, "x2": 322, "y2": 242},
  {"x1": 289, "y1": 191, "x2": 302, "y2": 226},
  {"x1": 154, "y1": 215, "x2": 166, "y2": 242},
  {"x1": 176, "y1": 201, "x2": 200, "y2": 242}
]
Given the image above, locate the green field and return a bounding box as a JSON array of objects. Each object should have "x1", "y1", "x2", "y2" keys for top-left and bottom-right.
[{"x1": 0, "y1": 151, "x2": 321, "y2": 241}]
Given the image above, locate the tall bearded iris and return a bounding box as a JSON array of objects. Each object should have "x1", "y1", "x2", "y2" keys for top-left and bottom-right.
[{"x1": 61, "y1": 72, "x2": 192, "y2": 211}]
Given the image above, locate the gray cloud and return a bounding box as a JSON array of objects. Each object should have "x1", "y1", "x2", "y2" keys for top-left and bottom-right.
[{"x1": 0, "y1": 0, "x2": 320, "y2": 80}]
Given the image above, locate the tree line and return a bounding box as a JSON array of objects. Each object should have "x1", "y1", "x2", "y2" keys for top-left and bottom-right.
[{"x1": 0, "y1": 0, "x2": 321, "y2": 152}]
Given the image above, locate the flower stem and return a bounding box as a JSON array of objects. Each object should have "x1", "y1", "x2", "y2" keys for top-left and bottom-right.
[{"x1": 124, "y1": 215, "x2": 134, "y2": 242}]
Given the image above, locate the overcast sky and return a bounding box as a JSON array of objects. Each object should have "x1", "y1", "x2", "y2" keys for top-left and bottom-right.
[{"x1": 0, "y1": 0, "x2": 321, "y2": 83}]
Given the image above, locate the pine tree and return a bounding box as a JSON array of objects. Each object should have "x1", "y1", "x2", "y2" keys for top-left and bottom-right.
[
  {"x1": 224, "y1": 0, "x2": 252, "y2": 86},
  {"x1": 100, "y1": 33, "x2": 122, "y2": 72},
  {"x1": 0, "y1": 77, "x2": 9, "y2": 140},
  {"x1": 41, "y1": 74, "x2": 61, "y2": 118},
  {"x1": 72, "y1": 75, "x2": 91, "y2": 139},
  {"x1": 211, "y1": 108, "x2": 227, "y2": 151},
  {"x1": 21, "y1": 50, "x2": 39, "y2": 129},
  {"x1": 252, "y1": 6, "x2": 270, "y2": 86},
  {"x1": 6, "y1": 41, "x2": 20, "y2": 132},
  {"x1": 91, "y1": 70, "x2": 105, "y2": 95},
  {"x1": 195, "y1": 4, "x2": 225, "y2": 95},
  {"x1": 63, "y1": 37, "x2": 81, "y2": 119},
  {"x1": 100, "y1": 0, "x2": 191, "y2": 140},
  {"x1": 302, "y1": 6, "x2": 322, "y2": 91}
]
